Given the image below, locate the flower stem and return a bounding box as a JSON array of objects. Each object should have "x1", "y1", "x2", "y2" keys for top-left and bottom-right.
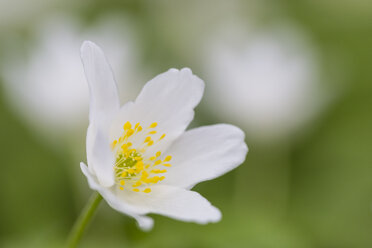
[{"x1": 67, "y1": 192, "x2": 103, "y2": 248}]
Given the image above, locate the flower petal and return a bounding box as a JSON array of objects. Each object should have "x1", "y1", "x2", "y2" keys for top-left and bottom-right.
[
  {"x1": 109, "y1": 68, "x2": 204, "y2": 153},
  {"x1": 85, "y1": 124, "x2": 115, "y2": 187},
  {"x1": 81, "y1": 41, "x2": 120, "y2": 186},
  {"x1": 80, "y1": 40, "x2": 120, "y2": 126},
  {"x1": 81, "y1": 163, "x2": 219, "y2": 228},
  {"x1": 80, "y1": 162, "x2": 154, "y2": 231},
  {"x1": 123, "y1": 185, "x2": 221, "y2": 224},
  {"x1": 161, "y1": 124, "x2": 248, "y2": 189},
  {"x1": 134, "y1": 215, "x2": 154, "y2": 231}
]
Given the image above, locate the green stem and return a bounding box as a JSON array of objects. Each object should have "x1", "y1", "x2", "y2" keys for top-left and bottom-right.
[{"x1": 67, "y1": 192, "x2": 103, "y2": 248}]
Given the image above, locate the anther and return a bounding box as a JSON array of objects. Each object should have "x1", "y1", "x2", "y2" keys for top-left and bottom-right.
[
  {"x1": 124, "y1": 121, "x2": 131, "y2": 130},
  {"x1": 149, "y1": 122, "x2": 158, "y2": 128}
]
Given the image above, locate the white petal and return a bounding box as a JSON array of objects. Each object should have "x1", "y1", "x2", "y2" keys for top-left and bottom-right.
[
  {"x1": 161, "y1": 124, "x2": 248, "y2": 189},
  {"x1": 134, "y1": 215, "x2": 154, "y2": 231},
  {"x1": 80, "y1": 162, "x2": 142, "y2": 214},
  {"x1": 81, "y1": 163, "x2": 219, "y2": 228},
  {"x1": 86, "y1": 124, "x2": 115, "y2": 187},
  {"x1": 80, "y1": 162, "x2": 154, "y2": 231},
  {"x1": 80, "y1": 162, "x2": 101, "y2": 191},
  {"x1": 81, "y1": 41, "x2": 120, "y2": 187},
  {"x1": 123, "y1": 185, "x2": 221, "y2": 224},
  {"x1": 80, "y1": 41, "x2": 120, "y2": 126},
  {"x1": 109, "y1": 68, "x2": 204, "y2": 153}
]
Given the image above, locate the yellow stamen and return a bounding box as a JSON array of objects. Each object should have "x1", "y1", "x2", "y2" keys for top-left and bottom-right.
[
  {"x1": 127, "y1": 129, "x2": 134, "y2": 136},
  {"x1": 149, "y1": 122, "x2": 158, "y2": 128},
  {"x1": 136, "y1": 161, "x2": 144, "y2": 170},
  {"x1": 151, "y1": 169, "x2": 167, "y2": 173},
  {"x1": 132, "y1": 181, "x2": 142, "y2": 187},
  {"x1": 124, "y1": 121, "x2": 131, "y2": 130},
  {"x1": 111, "y1": 140, "x2": 118, "y2": 149},
  {"x1": 121, "y1": 144, "x2": 129, "y2": 150},
  {"x1": 151, "y1": 176, "x2": 160, "y2": 183},
  {"x1": 142, "y1": 170, "x2": 149, "y2": 178},
  {"x1": 164, "y1": 155, "x2": 172, "y2": 162},
  {"x1": 159, "y1": 134, "x2": 166, "y2": 140},
  {"x1": 113, "y1": 121, "x2": 173, "y2": 194}
]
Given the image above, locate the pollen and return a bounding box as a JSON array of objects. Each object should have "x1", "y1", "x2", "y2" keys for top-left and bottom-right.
[
  {"x1": 159, "y1": 134, "x2": 166, "y2": 140},
  {"x1": 111, "y1": 140, "x2": 118, "y2": 149},
  {"x1": 123, "y1": 121, "x2": 132, "y2": 130},
  {"x1": 113, "y1": 121, "x2": 172, "y2": 194},
  {"x1": 149, "y1": 122, "x2": 158, "y2": 128},
  {"x1": 164, "y1": 155, "x2": 172, "y2": 162}
]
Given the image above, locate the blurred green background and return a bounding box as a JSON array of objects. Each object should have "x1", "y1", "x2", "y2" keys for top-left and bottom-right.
[{"x1": 0, "y1": 0, "x2": 372, "y2": 247}]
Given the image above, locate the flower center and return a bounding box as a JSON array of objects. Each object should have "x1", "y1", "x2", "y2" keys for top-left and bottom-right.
[{"x1": 111, "y1": 121, "x2": 172, "y2": 193}]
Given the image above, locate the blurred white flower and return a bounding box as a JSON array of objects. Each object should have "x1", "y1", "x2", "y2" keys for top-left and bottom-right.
[
  {"x1": 202, "y1": 26, "x2": 325, "y2": 141},
  {"x1": 80, "y1": 41, "x2": 248, "y2": 230},
  {"x1": 1, "y1": 15, "x2": 143, "y2": 135}
]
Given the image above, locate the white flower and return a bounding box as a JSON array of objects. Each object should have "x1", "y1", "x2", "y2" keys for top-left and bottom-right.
[
  {"x1": 202, "y1": 27, "x2": 324, "y2": 141},
  {"x1": 79, "y1": 41, "x2": 248, "y2": 230}
]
